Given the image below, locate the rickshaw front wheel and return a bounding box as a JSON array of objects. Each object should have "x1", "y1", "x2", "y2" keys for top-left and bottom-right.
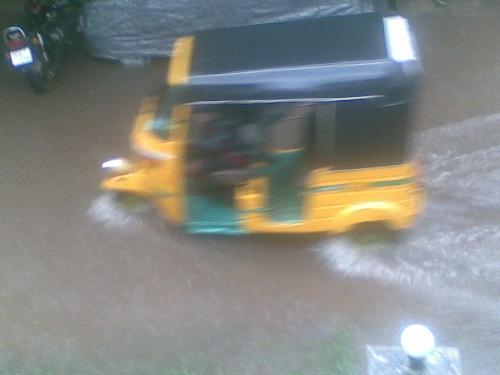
[{"x1": 112, "y1": 192, "x2": 151, "y2": 212}]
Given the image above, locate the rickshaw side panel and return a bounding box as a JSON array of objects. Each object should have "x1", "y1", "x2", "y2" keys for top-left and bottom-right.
[
  {"x1": 307, "y1": 164, "x2": 423, "y2": 232},
  {"x1": 235, "y1": 163, "x2": 424, "y2": 234}
]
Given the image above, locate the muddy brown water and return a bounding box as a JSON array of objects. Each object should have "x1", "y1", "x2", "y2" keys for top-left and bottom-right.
[{"x1": 1, "y1": 9, "x2": 500, "y2": 375}]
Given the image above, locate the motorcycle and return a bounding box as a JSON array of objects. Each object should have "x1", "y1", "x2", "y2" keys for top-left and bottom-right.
[
  {"x1": 3, "y1": 0, "x2": 80, "y2": 93},
  {"x1": 3, "y1": 26, "x2": 58, "y2": 93}
]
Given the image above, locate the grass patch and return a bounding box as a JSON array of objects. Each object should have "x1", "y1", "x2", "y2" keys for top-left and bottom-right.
[{"x1": 289, "y1": 330, "x2": 359, "y2": 375}]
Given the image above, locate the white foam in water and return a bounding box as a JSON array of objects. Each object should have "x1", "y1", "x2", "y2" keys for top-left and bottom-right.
[
  {"x1": 316, "y1": 113, "x2": 500, "y2": 303},
  {"x1": 88, "y1": 193, "x2": 153, "y2": 233}
]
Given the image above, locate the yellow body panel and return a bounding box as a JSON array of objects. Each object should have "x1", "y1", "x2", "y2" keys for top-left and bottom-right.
[
  {"x1": 235, "y1": 164, "x2": 424, "y2": 233},
  {"x1": 101, "y1": 97, "x2": 190, "y2": 225},
  {"x1": 167, "y1": 36, "x2": 194, "y2": 86}
]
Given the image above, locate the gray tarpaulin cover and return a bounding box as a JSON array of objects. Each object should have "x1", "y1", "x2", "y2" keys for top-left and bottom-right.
[{"x1": 82, "y1": 0, "x2": 386, "y2": 61}]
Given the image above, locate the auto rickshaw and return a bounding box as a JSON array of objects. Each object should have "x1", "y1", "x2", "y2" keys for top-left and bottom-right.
[{"x1": 101, "y1": 13, "x2": 425, "y2": 235}]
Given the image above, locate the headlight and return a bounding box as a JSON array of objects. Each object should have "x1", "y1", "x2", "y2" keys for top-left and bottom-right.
[{"x1": 101, "y1": 158, "x2": 132, "y2": 175}]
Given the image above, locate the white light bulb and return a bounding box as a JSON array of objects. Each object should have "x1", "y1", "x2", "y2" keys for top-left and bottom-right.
[
  {"x1": 400, "y1": 324, "x2": 435, "y2": 359},
  {"x1": 102, "y1": 159, "x2": 125, "y2": 169},
  {"x1": 383, "y1": 16, "x2": 417, "y2": 62}
]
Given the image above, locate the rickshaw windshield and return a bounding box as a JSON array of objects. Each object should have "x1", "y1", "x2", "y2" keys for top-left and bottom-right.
[{"x1": 148, "y1": 88, "x2": 172, "y2": 139}]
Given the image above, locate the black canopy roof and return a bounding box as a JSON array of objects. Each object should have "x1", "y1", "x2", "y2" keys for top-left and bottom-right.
[{"x1": 170, "y1": 13, "x2": 420, "y2": 106}]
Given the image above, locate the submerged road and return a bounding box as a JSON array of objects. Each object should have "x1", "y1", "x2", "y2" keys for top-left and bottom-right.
[{"x1": 1, "y1": 8, "x2": 499, "y2": 375}]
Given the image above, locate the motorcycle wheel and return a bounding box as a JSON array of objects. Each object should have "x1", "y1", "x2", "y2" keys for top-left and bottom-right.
[
  {"x1": 26, "y1": 61, "x2": 57, "y2": 94},
  {"x1": 27, "y1": 71, "x2": 49, "y2": 93}
]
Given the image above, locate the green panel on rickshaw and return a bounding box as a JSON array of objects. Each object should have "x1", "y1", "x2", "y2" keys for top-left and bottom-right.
[
  {"x1": 186, "y1": 195, "x2": 245, "y2": 234},
  {"x1": 185, "y1": 150, "x2": 305, "y2": 233},
  {"x1": 264, "y1": 150, "x2": 305, "y2": 223}
]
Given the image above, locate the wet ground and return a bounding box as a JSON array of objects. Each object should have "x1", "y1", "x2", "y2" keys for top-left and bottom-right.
[{"x1": 1, "y1": 5, "x2": 500, "y2": 375}]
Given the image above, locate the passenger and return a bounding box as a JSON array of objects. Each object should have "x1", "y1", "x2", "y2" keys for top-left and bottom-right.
[{"x1": 186, "y1": 108, "x2": 261, "y2": 185}]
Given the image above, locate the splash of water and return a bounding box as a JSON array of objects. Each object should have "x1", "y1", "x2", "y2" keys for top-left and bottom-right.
[
  {"x1": 87, "y1": 193, "x2": 153, "y2": 232},
  {"x1": 316, "y1": 113, "x2": 500, "y2": 305}
]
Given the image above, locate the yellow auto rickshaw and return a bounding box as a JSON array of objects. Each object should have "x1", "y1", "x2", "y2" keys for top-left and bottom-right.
[{"x1": 101, "y1": 13, "x2": 425, "y2": 235}]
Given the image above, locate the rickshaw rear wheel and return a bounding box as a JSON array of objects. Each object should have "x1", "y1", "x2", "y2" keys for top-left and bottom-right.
[{"x1": 349, "y1": 222, "x2": 400, "y2": 246}]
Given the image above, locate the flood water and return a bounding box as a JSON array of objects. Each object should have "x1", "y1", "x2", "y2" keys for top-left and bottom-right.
[{"x1": 1, "y1": 8, "x2": 500, "y2": 375}]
